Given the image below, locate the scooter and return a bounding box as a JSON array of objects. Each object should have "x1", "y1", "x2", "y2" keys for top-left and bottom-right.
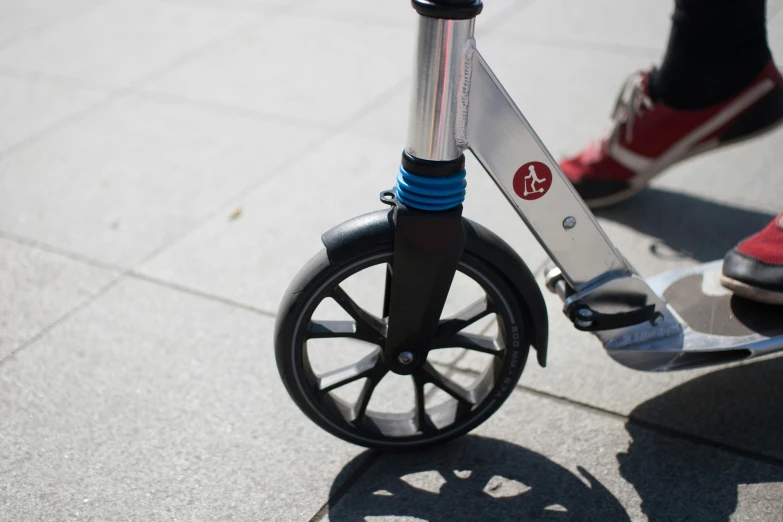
[{"x1": 274, "y1": 0, "x2": 783, "y2": 450}]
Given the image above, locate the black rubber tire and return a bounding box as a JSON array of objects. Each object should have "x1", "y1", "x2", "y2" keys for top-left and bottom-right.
[{"x1": 274, "y1": 244, "x2": 531, "y2": 451}]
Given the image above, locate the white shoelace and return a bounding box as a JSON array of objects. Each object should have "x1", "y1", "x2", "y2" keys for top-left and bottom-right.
[
  {"x1": 610, "y1": 70, "x2": 655, "y2": 143},
  {"x1": 588, "y1": 70, "x2": 656, "y2": 155}
]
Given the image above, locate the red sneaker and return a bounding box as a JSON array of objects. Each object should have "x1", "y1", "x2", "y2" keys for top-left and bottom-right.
[
  {"x1": 561, "y1": 61, "x2": 783, "y2": 209},
  {"x1": 721, "y1": 213, "x2": 783, "y2": 305}
]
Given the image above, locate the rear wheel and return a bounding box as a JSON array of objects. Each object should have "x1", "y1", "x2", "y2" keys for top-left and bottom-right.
[{"x1": 275, "y1": 244, "x2": 531, "y2": 450}]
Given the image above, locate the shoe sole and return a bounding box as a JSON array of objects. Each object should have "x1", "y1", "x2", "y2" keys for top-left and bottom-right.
[
  {"x1": 720, "y1": 275, "x2": 783, "y2": 306},
  {"x1": 580, "y1": 85, "x2": 783, "y2": 210}
]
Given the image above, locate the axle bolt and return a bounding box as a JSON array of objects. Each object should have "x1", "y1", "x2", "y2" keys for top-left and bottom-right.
[{"x1": 398, "y1": 351, "x2": 415, "y2": 365}]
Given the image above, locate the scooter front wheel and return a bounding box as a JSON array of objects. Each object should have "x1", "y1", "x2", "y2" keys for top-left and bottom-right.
[{"x1": 275, "y1": 242, "x2": 532, "y2": 450}]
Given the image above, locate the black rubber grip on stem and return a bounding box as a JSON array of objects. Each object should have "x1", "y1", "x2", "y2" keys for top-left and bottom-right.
[{"x1": 411, "y1": 0, "x2": 483, "y2": 20}]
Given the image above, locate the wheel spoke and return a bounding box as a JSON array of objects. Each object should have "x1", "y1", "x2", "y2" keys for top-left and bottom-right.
[
  {"x1": 382, "y1": 263, "x2": 393, "y2": 319},
  {"x1": 352, "y1": 375, "x2": 383, "y2": 423},
  {"x1": 331, "y1": 285, "x2": 386, "y2": 341},
  {"x1": 317, "y1": 348, "x2": 383, "y2": 393},
  {"x1": 421, "y1": 362, "x2": 475, "y2": 406},
  {"x1": 450, "y1": 333, "x2": 504, "y2": 356},
  {"x1": 413, "y1": 373, "x2": 435, "y2": 434},
  {"x1": 432, "y1": 295, "x2": 495, "y2": 347},
  {"x1": 307, "y1": 320, "x2": 358, "y2": 339}
]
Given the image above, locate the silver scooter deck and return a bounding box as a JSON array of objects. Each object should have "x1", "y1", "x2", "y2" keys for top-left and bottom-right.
[
  {"x1": 614, "y1": 261, "x2": 782, "y2": 371},
  {"x1": 546, "y1": 260, "x2": 783, "y2": 372}
]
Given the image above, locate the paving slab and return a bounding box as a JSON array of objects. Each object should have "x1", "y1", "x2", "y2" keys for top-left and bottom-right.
[
  {"x1": 325, "y1": 390, "x2": 783, "y2": 522},
  {"x1": 1, "y1": 1, "x2": 782, "y2": 521},
  {"x1": 0, "y1": 0, "x2": 254, "y2": 87},
  {"x1": 144, "y1": 14, "x2": 414, "y2": 126},
  {"x1": 0, "y1": 277, "x2": 365, "y2": 522},
  {"x1": 0, "y1": 237, "x2": 117, "y2": 360},
  {"x1": 0, "y1": 94, "x2": 324, "y2": 267},
  {"x1": 0, "y1": 0, "x2": 99, "y2": 45},
  {"x1": 0, "y1": 72, "x2": 111, "y2": 152},
  {"x1": 139, "y1": 131, "x2": 548, "y2": 314},
  {"x1": 487, "y1": 0, "x2": 671, "y2": 54}
]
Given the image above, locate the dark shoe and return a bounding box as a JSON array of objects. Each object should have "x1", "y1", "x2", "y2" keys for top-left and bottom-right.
[{"x1": 722, "y1": 213, "x2": 783, "y2": 305}]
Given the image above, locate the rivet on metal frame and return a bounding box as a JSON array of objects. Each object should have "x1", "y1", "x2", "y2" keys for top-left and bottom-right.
[{"x1": 575, "y1": 307, "x2": 593, "y2": 328}]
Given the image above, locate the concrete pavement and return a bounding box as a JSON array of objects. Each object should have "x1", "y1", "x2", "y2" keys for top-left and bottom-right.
[{"x1": 1, "y1": 1, "x2": 782, "y2": 520}]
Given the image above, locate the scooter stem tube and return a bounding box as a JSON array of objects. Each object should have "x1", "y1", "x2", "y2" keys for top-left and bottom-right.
[
  {"x1": 384, "y1": 5, "x2": 480, "y2": 375},
  {"x1": 406, "y1": 14, "x2": 475, "y2": 163}
]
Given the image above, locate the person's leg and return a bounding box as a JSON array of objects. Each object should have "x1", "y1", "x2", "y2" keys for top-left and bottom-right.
[
  {"x1": 657, "y1": 1, "x2": 783, "y2": 302},
  {"x1": 559, "y1": 0, "x2": 783, "y2": 210},
  {"x1": 652, "y1": 0, "x2": 770, "y2": 109},
  {"x1": 722, "y1": 213, "x2": 783, "y2": 305}
]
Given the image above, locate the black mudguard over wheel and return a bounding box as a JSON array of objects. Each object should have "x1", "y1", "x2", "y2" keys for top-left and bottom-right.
[{"x1": 274, "y1": 210, "x2": 547, "y2": 450}]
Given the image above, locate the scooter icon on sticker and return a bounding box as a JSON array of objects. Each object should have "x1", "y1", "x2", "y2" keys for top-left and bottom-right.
[{"x1": 513, "y1": 161, "x2": 552, "y2": 201}]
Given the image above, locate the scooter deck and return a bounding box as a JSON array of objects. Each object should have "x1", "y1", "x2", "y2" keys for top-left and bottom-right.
[
  {"x1": 638, "y1": 260, "x2": 783, "y2": 370},
  {"x1": 652, "y1": 261, "x2": 782, "y2": 338}
]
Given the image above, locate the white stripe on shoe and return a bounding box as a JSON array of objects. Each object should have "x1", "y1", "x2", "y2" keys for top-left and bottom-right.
[
  {"x1": 608, "y1": 139, "x2": 652, "y2": 171},
  {"x1": 608, "y1": 78, "x2": 776, "y2": 177}
]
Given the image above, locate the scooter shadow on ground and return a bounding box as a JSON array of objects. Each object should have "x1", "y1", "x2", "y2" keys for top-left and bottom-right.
[
  {"x1": 595, "y1": 187, "x2": 777, "y2": 262},
  {"x1": 325, "y1": 436, "x2": 631, "y2": 521},
  {"x1": 325, "y1": 357, "x2": 783, "y2": 521},
  {"x1": 620, "y1": 356, "x2": 783, "y2": 522}
]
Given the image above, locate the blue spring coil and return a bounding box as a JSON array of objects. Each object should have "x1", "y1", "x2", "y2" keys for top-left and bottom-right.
[{"x1": 395, "y1": 165, "x2": 467, "y2": 211}]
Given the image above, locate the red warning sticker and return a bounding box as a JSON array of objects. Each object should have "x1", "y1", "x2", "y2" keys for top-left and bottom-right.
[{"x1": 512, "y1": 161, "x2": 552, "y2": 201}]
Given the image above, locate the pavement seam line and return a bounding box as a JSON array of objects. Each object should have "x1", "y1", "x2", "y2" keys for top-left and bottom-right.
[
  {"x1": 517, "y1": 383, "x2": 783, "y2": 469},
  {"x1": 134, "y1": 77, "x2": 410, "y2": 267},
  {"x1": 126, "y1": 124, "x2": 333, "y2": 267},
  {"x1": 0, "y1": 229, "x2": 125, "y2": 274},
  {"x1": 7, "y1": 227, "x2": 783, "y2": 470},
  {"x1": 0, "y1": 228, "x2": 278, "y2": 318},
  {"x1": 308, "y1": 451, "x2": 381, "y2": 522},
  {"x1": 445, "y1": 363, "x2": 783, "y2": 468},
  {"x1": 127, "y1": 271, "x2": 277, "y2": 318},
  {"x1": 0, "y1": 275, "x2": 126, "y2": 368},
  {"x1": 0, "y1": 15, "x2": 266, "y2": 162},
  {"x1": 624, "y1": 413, "x2": 783, "y2": 469},
  {"x1": 0, "y1": 65, "x2": 117, "y2": 92}
]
